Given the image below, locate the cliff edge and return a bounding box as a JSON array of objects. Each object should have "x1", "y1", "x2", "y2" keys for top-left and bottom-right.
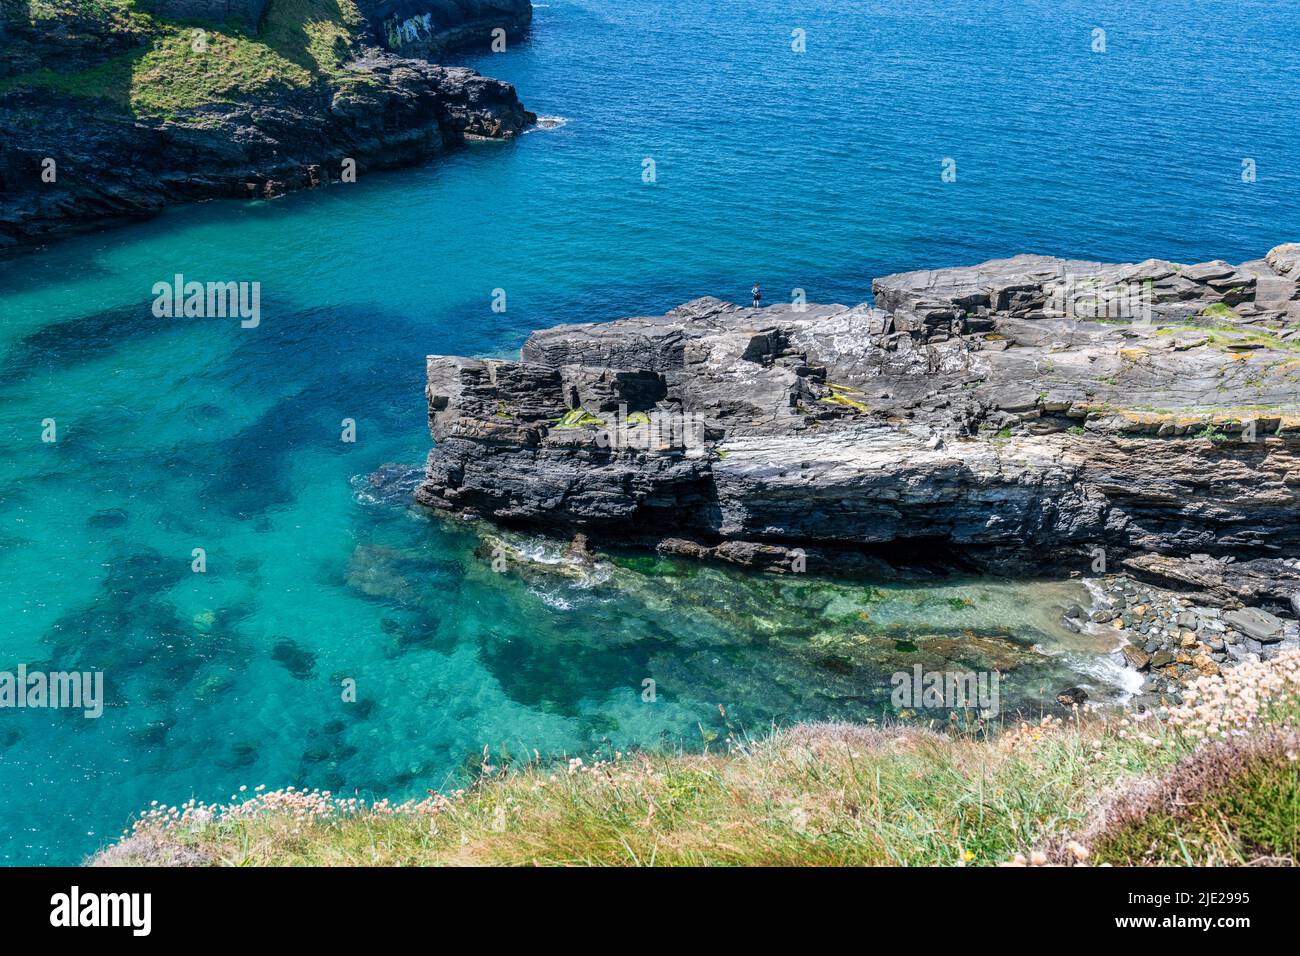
[{"x1": 416, "y1": 245, "x2": 1300, "y2": 581}]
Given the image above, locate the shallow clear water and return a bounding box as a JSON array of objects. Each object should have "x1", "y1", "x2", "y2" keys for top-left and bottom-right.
[{"x1": 1, "y1": 0, "x2": 1296, "y2": 863}]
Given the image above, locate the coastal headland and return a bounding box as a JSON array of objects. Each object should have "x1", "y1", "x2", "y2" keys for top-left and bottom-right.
[{"x1": 0, "y1": 0, "x2": 535, "y2": 250}]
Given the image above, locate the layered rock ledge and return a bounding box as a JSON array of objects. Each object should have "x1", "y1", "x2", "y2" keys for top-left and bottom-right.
[{"x1": 417, "y1": 245, "x2": 1300, "y2": 582}]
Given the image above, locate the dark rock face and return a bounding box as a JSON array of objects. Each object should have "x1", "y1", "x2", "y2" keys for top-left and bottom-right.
[
  {"x1": 140, "y1": 0, "x2": 269, "y2": 30},
  {"x1": 0, "y1": 3, "x2": 534, "y2": 251},
  {"x1": 417, "y1": 248, "x2": 1300, "y2": 577},
  {"x1": 1121, "y1": 553, "x2": 1300, "y2": 613},
  {"x1": 358, "y1": 0, "x2": 532, "y2": 56}
]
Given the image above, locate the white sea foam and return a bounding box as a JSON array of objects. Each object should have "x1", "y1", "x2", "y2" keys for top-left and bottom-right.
[
  {"x1": 1075, "y1": 576, "x2": 1145, "y2": 700},
  {"x1": 1072, "y1": 651, "x2": 1145, "y2": 700},
  {"x1": 530, "y1": 587, "x2": 574, "y2": 610},
  {"x1": 528, "y1": 115, "x2": 568, "y2": 133}
]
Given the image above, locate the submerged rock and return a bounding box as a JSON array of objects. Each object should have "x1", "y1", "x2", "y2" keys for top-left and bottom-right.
[
  {"x1": 1056, "y1": 687, "x2": 1088, "y2": 707},
  {"x1": 447, "y1": 520, "x2": 1118, "y2": 715},
  {"x1": 346, "y1": 543, "x2": 463, "y2": 606},
  {"x1": 354, "y1": 463, "x2": 427, "y2": 508},
  {"x1": 271, "y1": 638, "x2": 318, "y2": 680}
]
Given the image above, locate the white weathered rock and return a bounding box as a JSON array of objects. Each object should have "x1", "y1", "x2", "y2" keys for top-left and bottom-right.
[{"x1": 1266, "y1": 243, "x2": 1300, "y2": 281}]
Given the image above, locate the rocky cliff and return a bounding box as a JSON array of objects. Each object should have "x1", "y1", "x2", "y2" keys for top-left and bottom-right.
[
  {"x1": 416, "y1": 245, "x2": 1300, "y2": 580},
  {"x1": 360, "y1": 0, "x2": 531, "y2": 56},
  {"x1": 0, "y1": 0, "x2": 533, "y2": 250}
]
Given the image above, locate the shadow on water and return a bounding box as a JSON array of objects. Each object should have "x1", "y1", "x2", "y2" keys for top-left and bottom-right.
[
  {"x1": 42, "y1": 548, "x2": 232, "y2": 683},
  {"x1": 0, "y1": 301, "x2": 162, "y2": 388}
]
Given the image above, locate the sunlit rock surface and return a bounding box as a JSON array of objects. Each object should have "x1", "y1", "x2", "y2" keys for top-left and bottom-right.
[{"x1": 418, "y1": 247, "x2": 1300, "y2": 577}]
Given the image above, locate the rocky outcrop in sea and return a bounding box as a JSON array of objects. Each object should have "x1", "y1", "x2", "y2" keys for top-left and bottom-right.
[
  {"x1": 363, "y1": 0, "x2": 532, "y2": 57},
  {"x1": 0, "y1": 0, "x2": 534, "y2": 250},
  {"x1": 416, "y1": 245, "x2": 1300, "y2": 587}
]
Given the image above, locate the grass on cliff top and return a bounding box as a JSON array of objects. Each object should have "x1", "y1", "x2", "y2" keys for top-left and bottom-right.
[
  {"x1": 17, "y1": 0, "x2": 139, "y2": 26},
  {"x1": 2, "y1": 0, "x2": 369, "y2": 118},
  {"x1": 96, "y1": 653, "x2": 1300, "y2": 867}
]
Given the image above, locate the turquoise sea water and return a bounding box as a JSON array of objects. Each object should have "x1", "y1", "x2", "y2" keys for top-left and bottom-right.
[{"x1": 1, "y1": 0, "x2": 1297, "y2": 864}]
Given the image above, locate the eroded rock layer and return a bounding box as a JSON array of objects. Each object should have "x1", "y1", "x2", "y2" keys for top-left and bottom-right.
[{"x1": 417, "y1": 248, "x2": 1300, "y2": 576}]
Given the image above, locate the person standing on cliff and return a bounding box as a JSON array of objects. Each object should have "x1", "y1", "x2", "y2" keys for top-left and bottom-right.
[{"x1": 752, "y1": 283, "x2": 761, "y2": 308}]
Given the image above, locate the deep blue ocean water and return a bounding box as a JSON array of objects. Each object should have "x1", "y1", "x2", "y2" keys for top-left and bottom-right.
[{"x1": 0, "y1": 0, "x2": 1297, "y2": 864}]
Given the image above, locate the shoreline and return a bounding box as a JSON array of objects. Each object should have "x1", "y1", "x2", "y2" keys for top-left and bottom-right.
[
  {"x1": 462, "y1": 501, "x2": 1299, "y2": 709},
  {"x1": 0, "y1": 0, "x2": 536, "y2": 254},
  {"x1": 400, "y1": 244, "x2": 1300, "y2": 717},
  {"x1": 415, "y1": 246, "x2": 1300, "y2": 576},
  {"x1": 366, "y1": 463, "x2": 1294, "y2": 715}
]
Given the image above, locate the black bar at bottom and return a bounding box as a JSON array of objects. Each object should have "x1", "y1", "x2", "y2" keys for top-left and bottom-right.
[{"x1": 0, "y1": 865, "x2": 1275, "y2": 941}]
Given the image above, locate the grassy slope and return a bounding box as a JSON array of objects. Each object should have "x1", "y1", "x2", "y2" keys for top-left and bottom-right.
[
  {"x1": 97, "y1": 652, "x2": 1300, "y2": 867},
  {"x1": 2, "y1": 0, "x2": 369, "y2": 118}
]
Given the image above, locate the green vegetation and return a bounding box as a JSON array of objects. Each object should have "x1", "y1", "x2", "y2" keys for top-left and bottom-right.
[
  {"x1": 977, "y1": 421, "x2": 1016, "y2": 438},
  {"x1": 553, "y1": 409, "x2": 606, "y2": 429},
  {"x1": 95, "y1": 652, "x2": 1300, "y2": 867},
  {"x1": 608, "y1": 554, "x2": 697, "y2": 578},
  {"x1": 1201, "y1": 302, "x2": 1240, "y2": 321},
  {"x1": 1090, "y1": 733, "x2": 1299, "y2": 865},
  {"x1": 1157, "y1": 322, "x2": 1300, "y2": 354},
  {"x1": 2, "y1": 0, "x2": 371, "y2": 118},
  {"x1": 819, "y1": 383, "x2": 868, "y2": 413},
  {"x1": 97, "y1": 721, "x2": 1153, "y2": 866},
  {"x1": 1195, "y1": 423, "x2": 1233, "y2": 443},
  {"x1": 18, "y1": 0, "x2": 141, "y2": 26}
]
